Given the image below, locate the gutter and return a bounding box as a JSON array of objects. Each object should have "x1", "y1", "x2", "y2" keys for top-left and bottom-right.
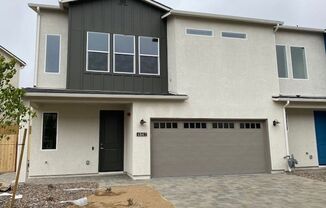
[{"x1": 33, "y1": 6, "x2": 41, "y2": 87}]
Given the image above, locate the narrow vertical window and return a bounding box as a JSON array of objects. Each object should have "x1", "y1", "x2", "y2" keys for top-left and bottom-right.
[
  {"x1": 45, "y1": 35, "x2": 60, "y2": 73},
  {"x1": 291, "y1": 46, "x2": 307, "y2": 79},
  {"x1": 114, "y1": 34, "x2": 135, "y2": 74},
  {"x1": 42, "y1": 113, "x2": 58, "y2": 150},
  {"x1": 276, "y1": 45, "x2": 288, "y2": 78},
  {"x1": 87, "y1": 32, "x2": 110, "y2": 72},
  {"x1": 139, "y1": 36, "x2": 160, "y2": 75}
]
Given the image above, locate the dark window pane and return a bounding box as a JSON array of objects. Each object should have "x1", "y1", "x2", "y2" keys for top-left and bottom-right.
[
  {"x1": 172, "y1": 123, "x2": 178, "y2": 129},
  {"x1": 190, "y1": 123, "x2": 195, "y2": 128},
  {"x1": 276, "y1": 45, "x2": 288, "y2": 78},
  {"x1": 196, "y1": 123, "x2": 201, "y2": 128},
  {"x1": 140, "y1": 37, "x2": 159, "y2": 55},
  {"x1": 240, "y1": 123, "x2": 245, "y2": 129},
  {"x1": 251, "y1": 123, "x2": 256, "y2": 129},
  {"x1": 291, "y1": 47, "x2": 307, "y2": 79},
  {"x1": 186, "y1": 29, "x2": 213, "y2": 36},
  {"x1": 245, "y1": 123, "x2": 250, "y2": 129},
  {"x1": 88, "y1": 32, "x2": 108, "y2": 51},
  {"x1": 166, "y1": 123, "x2": 172, "y2": 128},
  {"x1": 154, "y1": 123, "x2": 159, "y2": 129},
  {"x1": 218, "y1": 123, "x2": 223, "y2": 129},
  {"x1": 88, "y1": 52, "x2": 108, "y2": 71},
  {"x1": 115, "y1": 35, "x2": 134, "y2": 53},
  {"x1": 115, "y1": 54, "x2": 134, "y2": 73},
  {"x1": 184, "y1": 123, "x2": 189, "y2": 128},
  {"x1": 222, "y1": 32, "x2": 246, "y2": 39},
  {"x1": 140, "y1": 56, "x2": 159, "y2": 74},
  {"x1": 201, "y1": 123, "x2": 207, "y2": 128},
  {"x1": 256, "y1": 123, "x2": 261, "y2": 129},
  {"x1": 160, "y1": 123, "x2": 165, "y2": 129},
  {"x1": 230, "y1": 123, "x2": 235, "y2": 129},
  {"x1": 224, "y1": 123, "x2": 229, "y2": 129},
  {"x1": 42, "y1": 113, "x2": 57, "y2": 150},
  {"x1": 45, "y1": 35, "x2": 60, "y2": 73},
  {"x1": 212, "y1": 123, "x2": 217, "y2": 128}
]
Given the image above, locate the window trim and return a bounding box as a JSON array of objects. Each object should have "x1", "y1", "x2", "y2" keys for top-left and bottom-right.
[
  {"x1": 138, "y1": 36, "x2": 160, "y2": 76},
  {"x1": 44, "y1": 34, "x2": 61, "y2": 74},
  {"x1": 40, "y1": 112, "x2": 59, "y2": 151},
  {"x1": 290, "y1": 45, "x2": 309, "y2": 80},
  {"x1": 276, "y1": 44, "x2": 289, "y2": 79},
  {"x1": 185, "y1": 28, "x2": 214, "y2": 37},
  {"x1": 86, "y1": 31, "x2": 110, "y2": 73},
  {"x1": 113, "y1": 34, "x2": 136, "y2": 75},
  {"x1": 221, "y1": 31, "x2": 247, "y2": 40}
]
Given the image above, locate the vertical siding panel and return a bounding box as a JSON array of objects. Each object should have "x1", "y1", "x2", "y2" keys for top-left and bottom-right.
[{"x1": 67, "y1": 0, "x2": 168, "y2": 94}]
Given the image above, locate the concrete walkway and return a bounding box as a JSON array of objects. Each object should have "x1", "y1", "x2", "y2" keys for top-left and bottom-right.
[{"x1": 28, "y1": 173, "x2": 326, "y2": 208}]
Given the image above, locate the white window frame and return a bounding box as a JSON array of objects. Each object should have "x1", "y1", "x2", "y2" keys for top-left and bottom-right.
[
  {"x1": 276, "y1": 44, "x2": 289, "y2": 79},
  {"x1": 44, "y1": 34, "x2": 61, "y2": 74},
  {"x1": 86, "y1": 31, "x2": 110, "y2": 73},
  {"x1": 138, "y1": 36, "x2": 160, "y2": 76},
  {"x1": 185, "y1": 28, "x2": 214, "y2": 37},
  {"x1": 290, "y1": 45, "x2": 309, "y2": 80},
  {"x1": 221, "y1": 31, "x2": 247, "y2": 40},
  {"x1": 40, "y1": 112, "x2": 59, "y2": 151},
  {"x1": 113, "y1": 34, "x2": 136, "y2": 74}
]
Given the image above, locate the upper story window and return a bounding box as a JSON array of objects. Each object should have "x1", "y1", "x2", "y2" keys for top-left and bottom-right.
[
  {"x1": 276, "y1": 45, "x2": 288, "y2": 78},
  {"x1": 291, "y1": 46, "x2": 308, "y2": 79},
  {"x1": 186, "y1": 28, "x2": 213, "y2": 37},
  {"x1": 42, "y1": 112, "x2": 58, "y2": 150},
  {"x1": 114, "y1": 34, "x2": 135, "y2": 74},
  {"x1": 45, "y1": 34, "x2": 60, "y2": 73},
  {"x1": 139, "y1": 36, "x2": 160, "y2": 75},
  {"x1": 221, "y1": 32, "x2": 247, "y2": 39},
  {"x1": 87, "y1": 32, "x2": 110, "y2": 72}
]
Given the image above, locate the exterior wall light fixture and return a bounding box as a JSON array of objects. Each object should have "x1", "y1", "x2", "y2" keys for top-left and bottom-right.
[
  {"x1": 273, "y1": 120, "x2": 280, "y2": 126},
  {"x1": 140, "y1": 119, "x2": 147, "y2": 125}
]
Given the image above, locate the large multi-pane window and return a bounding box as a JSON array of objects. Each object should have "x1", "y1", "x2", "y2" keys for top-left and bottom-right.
[
  {"x1": 87, "y1": 32, "x2": 110, "y2": 72},
  {"x1": 45, "y1": 35, "x2": 60, "y2": 73},
  {"x1": 114, "y1": 34, "x2": 135, "y2": 74},
  {"x1": 276, "y1": 45, "x2": 288, "y2": 78},
  {"x1": 291, "y1": 46, "x2": 308, "y2": 79},
  {"x1": 139, "y1": 36, "x2": 160, "y2": 75},
  {"x1": 42, "y1": 113, "x2": 58, "y2": 150}
]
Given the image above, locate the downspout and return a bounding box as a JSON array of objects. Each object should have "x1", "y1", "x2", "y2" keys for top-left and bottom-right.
[
  {"x1": 283, "y1": 100, "x2": 291, "y2": 171},
  {"x1": 33, "y1": 6, "x2": 40, "y2": 87},
  {"x1": 273, "y1": 23, "x2": 280, "y2": 32}
]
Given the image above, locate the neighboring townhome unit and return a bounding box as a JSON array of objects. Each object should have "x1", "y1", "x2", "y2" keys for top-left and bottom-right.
[
  {"x1": 273, "y1": 26, "x2": 326, "y2": 168},
  {"x1": 19, "y1": 0, "x2": 326, "y2": 182},
  {"x1": 0, "y1": 45, "x2": 26, "y2": 87}
]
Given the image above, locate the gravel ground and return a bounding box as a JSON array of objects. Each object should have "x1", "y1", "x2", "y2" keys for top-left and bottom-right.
[
  {"x1": 289, "y1": 168, "x2": 326, "y2": 182},
  {"x1": 0, "y1": 182, "x2": 98, "y2": 208}
]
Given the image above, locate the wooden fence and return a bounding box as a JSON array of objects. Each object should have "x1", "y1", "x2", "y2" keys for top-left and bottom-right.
[{"x1": 0, "y1": 127, "x2": 18, "y2": 173}]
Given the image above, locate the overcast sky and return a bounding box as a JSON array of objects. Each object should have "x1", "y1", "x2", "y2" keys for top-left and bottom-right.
[{"x1": 0, "y1": 0, "x2": 325, "y2": 87}]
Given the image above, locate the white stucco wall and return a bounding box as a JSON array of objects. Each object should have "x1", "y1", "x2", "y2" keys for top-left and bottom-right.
[
  {"x1": 29, "y1": 104, "x2": 132, "y2": 177},
  {"x1": 276, "y1": 30, "x2": 326, "y2": 96},
  {"x1": 287, "y1": 108, "x2": 319, "y2": 167},
  {"x1": 128, "y1": 17, "x2": 288, "y2": 177},
  {"x1": 36, "y1": 9, "x2": 68, "y2": 89}
]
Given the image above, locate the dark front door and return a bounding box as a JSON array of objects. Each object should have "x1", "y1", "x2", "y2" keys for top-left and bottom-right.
[
  {"x1": 99, "y1": 111, "x2": 124, "y2": 172},
  {"x1": 315, "y1": 111, "x2": 326, "y2": 165}
]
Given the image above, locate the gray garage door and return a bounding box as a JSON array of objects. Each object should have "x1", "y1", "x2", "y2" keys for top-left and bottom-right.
[{"x1": 151, "y1": 120, "x2": 270, "y2": 177}]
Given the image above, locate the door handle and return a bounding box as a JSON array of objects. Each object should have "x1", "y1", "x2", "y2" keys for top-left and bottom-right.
[{"x1": 100, "y1": 147, "x2": 105, "y2": 150}]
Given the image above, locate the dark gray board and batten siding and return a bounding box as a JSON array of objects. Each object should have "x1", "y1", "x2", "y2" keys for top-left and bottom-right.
[{"x1": 67, "y1": 0, "x2": 168, "y2": 94}]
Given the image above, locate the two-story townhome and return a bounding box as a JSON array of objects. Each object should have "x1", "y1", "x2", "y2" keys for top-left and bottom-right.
[
  {"x1": 18, "y1": 0, "x2": 326, "y2": 182},
  {"x1": 0, "y1": 45, "x2": 26, "y2": 87}
]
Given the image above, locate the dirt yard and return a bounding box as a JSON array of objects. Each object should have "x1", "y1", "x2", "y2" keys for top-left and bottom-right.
[
  {"x1": 0, "y1": 182, "x2": 174, "y2": 208},
  {"x1": 289, "y1": 168, "x2": 326, "y2": 182}
]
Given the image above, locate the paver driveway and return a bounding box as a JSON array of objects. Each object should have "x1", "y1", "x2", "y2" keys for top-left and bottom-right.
[{"x1": 29, "y1": 173, "x2": 326, "y2": 208}]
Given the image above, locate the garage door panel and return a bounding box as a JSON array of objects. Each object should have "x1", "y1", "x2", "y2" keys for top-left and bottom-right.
[{"x1": 151, "y1": 120, "x2": 269, "y2": 177}]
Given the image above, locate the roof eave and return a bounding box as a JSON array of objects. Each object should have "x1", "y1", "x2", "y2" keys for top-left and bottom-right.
[
  {"x1": 28, "y1": 3, "x2": 63, "y2": 12},
  {"x1": 162, "y1": 10, "x2": 283, "y2": 26},
  {"x1": 278, "y1": 25, "x2": 326, "y2": 33},
  {"x1": 0, "y1": 46, "x2": 26, "y2": 67},
  {"x1": 59, "y1": 0, "x2": 171, "y2": 11}
]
